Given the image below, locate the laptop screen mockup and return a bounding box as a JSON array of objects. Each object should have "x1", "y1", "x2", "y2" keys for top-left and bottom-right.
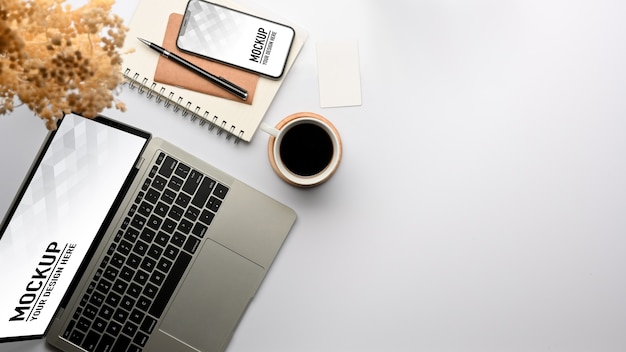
[{"x1": 0, "y1": 114, "x2": 149, "y2": 341}]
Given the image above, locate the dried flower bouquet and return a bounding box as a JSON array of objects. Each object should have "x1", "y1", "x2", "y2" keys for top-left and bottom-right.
[{"x1": 0, "y1": 0, "x2": 128, "y2": 129}]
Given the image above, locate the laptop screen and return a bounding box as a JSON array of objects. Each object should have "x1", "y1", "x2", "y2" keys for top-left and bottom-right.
[{"x1": 0, "y1": 113, "x2": 149, "y2": 341}]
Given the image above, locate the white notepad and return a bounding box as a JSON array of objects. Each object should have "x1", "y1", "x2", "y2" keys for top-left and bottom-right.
[{"x1": 316, "y1": 40, "x2": 362, "y2": 108}]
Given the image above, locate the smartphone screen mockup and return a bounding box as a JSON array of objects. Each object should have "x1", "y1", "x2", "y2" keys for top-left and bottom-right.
[{"x1": 176, "y1": 0, "x2": 295, "y2": 79}]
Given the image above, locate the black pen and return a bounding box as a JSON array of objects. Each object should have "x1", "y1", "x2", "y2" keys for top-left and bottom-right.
[{"x1": 137, "y1": 38, "x2": 248, "y2": 101}]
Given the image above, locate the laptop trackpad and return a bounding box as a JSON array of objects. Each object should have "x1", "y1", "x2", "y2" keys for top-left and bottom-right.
[{"x1": 159, "y1": 240, "x2": 264, "y2": 350}]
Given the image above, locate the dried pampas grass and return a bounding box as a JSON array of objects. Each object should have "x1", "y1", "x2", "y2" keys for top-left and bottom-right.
[{"x1": 0, "y1": 0, "x2": 128, "y2": 129}]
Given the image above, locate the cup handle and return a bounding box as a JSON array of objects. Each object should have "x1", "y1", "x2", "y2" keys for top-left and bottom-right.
[{"x1": 260, "y1": 122, "x2": 280, "y2": 138}]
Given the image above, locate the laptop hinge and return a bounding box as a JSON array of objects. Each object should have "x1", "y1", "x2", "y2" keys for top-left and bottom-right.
[{"x1": 135, "y1": 156, "x2": 145, "y2": 170}]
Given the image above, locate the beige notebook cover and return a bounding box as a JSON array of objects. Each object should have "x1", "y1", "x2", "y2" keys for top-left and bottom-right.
[{"x1": 122, "y1": 0, "x2": 307, "y2": 142}]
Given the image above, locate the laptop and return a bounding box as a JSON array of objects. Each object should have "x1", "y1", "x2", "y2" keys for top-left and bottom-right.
[{"x1": 0, "y1": 112, "x2": 296, "y2": 352}]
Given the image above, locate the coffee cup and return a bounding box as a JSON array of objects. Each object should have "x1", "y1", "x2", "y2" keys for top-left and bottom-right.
[{"x1": 261, "y1": 112, "x2": 342, "y2": 187}]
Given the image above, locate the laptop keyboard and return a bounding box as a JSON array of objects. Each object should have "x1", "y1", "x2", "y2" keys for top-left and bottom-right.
[{"x1": 62, "y1": 151, "x2": 229, "y2": 352}]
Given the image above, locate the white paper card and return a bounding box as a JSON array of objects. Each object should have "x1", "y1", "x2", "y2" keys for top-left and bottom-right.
[{"x1": 316, "y1": 41, "x2": 362, "y2": 108}]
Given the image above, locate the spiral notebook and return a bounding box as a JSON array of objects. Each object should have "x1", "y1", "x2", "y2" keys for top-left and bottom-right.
[{"x1": 122, "y1": 0, "x2": 307, "y2": 142}]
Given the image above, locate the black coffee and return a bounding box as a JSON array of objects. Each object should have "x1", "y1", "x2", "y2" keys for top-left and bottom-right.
[{"x1": 279, "y1": 122, "x2": 334, "y2": 176}]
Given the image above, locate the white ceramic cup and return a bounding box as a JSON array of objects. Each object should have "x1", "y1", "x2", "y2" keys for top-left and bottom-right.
[{"x1": 261, "y1": 112, "x2": 342, "y2": 187}]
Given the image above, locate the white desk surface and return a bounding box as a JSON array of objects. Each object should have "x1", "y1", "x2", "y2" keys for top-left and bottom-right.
[{"x1": 2, "y1": 0, "x2": 626, "y2": 351}]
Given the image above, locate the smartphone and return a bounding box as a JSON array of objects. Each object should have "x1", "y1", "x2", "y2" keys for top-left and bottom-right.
[{"x1": 177, "y1": 0, "x2": 295, "y2": 79}]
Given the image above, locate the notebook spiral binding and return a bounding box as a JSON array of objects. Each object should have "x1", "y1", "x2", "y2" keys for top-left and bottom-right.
[{"x1": 123, "y1": 68, "x2": 244, "y2": 143}]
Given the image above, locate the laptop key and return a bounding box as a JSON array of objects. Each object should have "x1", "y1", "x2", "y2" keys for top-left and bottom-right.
[
  {"x1": 198, "y1": 209, "x2": 215, "y2": 226},
  {"x1": 147, "y1": 244, "x2": 163, "y2": 260},
  {"x1": 133, "y1": 240, "x2": 149, "y2": 256},
  {"x1": 170, "y1": 232, "x2": 186, "y2": 247},
  {"x1": 68, "y1": 329, "x2": 85, "y2": 346},
  {"x1": 86, "y1": 281, "x2": 96, "y2": 294},
  {"x1": 117, "y1": 240, "x2": 132, "y2": 255},
  {"x1": 158, "y1": 155, "x2": 177, "y2": 178},
  {"x1": 156, "y1": 257, "x2": 173, "y2": 273},
  {"x1": 127, "y1": 253, "x2": 142, "y2": 269},
  {"x1": 99, "y1": 256, "x2": 110, "y2": 269},
  {"x1": 103, "y1": 267, "x2": 118, "y2": 282},
  {"x1": 177, "y1": 218, "x2": 193, "y2": 234},
  {"x1": 140, "y1": 316, "x2": 157, "y2": 334},
  {"x1": 161, "y1": 218, "x2": 176, "y2": 234},
  {"x1": 129, "y1": 308, "x2": 145, "y2": 325},
  {"x1": 134, "y1": 332, "x2": 149, "y2": 347},
  {"x1": 149, "y1": 251, "x2": 192, "y2": 318},
  {"x1": 140, "y1": 227, "x2": 156, "y2": 243},
  {"x1": 83, "y1": 304, "x2": 98, "y2": 320},
  {"x1": 89, "y1": 292, "x2": 105, "y2": 307},
  {"x1": 191, "y1": 177, "x2": 216, "y2": 208},
  {"x1": 127, "y1": 283, "x2": 142, "y2": 298},
  {"x1": 143, "y1": 283, "x2": 158, "y2": 298},
  {"x1": 149, "y1": 270, "x2": 165, "y2": 286},
  {"x1": 137, "y1": 295, "x2": 151, "y2": 312},
  {"x1": 111, "y1": 253, "x2": 125, "y2": 268},
  {"x1": 111, "y1": 253, "x2": 126, "y2": 269},
  {"x1": 114, "y1": 229, "x2": 124, "y2": 243},
  {"x1": 76, "y1": 317, "x2": 91, "y2": 332},
  {"x1": 95, "y1": 334, "x2": 115, "y2": 352},
  {"x1": 62, "y1": 320, "x2": 75, "y2": 339},
  {"x1": 113, "y1": 279, "x2": 129, "y2": 294},
  {"x1": 168, "y1": 175, "x2": 184, "y2": 191},
  {"x1": 147, "y1": 215, "x2": 162, "y2": 231},
  {"x1": 192, "y1": 222, "x2": 207, "y2": 238},
  {"x1": 111, "y1": 334, "x2": 131, "y2": 351},
  {"x1": 123, "y1": 321, "x2": 139, "y2": 337},
  {"x1": 156, "y1": 152, "x2": 165, "y2": 165},
  {"x1": 125, "y1": 227, "x2": 140, "y2": 243},
  {"x1": 121, "y1": 296, "x2": 136, "y2": 311},
  {"x1": 73, "y1": 307, "x2": 82, "y2": 320},
  {"x1": 175, "y1": 192, "x2": 191, "y2": 208},
  {"x1": 120, "y1": 265, "x2": 135, "y2": 282},
  {"x1": 163, "y1": 244, "x2": 179, "y2": 260},
  {"x1": 182, "y1": 169, "x2": 202, "y2": 195},
  {"x1": 80, "y1": 293, "x2": 90, "y2": 307},
  {"x1": 141, "y1": 177, "x2": 151, "y2": 191},
  {"x1": 113, "y1": 308, "x2": 129, "y2": 324},
  {"x1": 107, "y1": 243, "x2": 116, "y2": 256},
  {"x1": 100, "y1": 305, "x2": 114, "y2": 320},
  {"x1": 93, "y1": 317, "x2": 107, "y2": 333},
  {"x1": 93, "y1": 269, "x2": 103, "y2": 281},
  {"x1": 206, "y1": 196, "x2": 222, "y2": 212},
  {"x1": 154, "y1": 201, "x2": 169, "y2": 217},
  {"x1": 121, "y1": 216, "x2": 131, "y2": 230},
  {"x1": 149, "y1": 164, "x2": 158, "y2": 178},
  {"x1": 161, "y1": 189, "x2": 176, "y2": 204},
  {"x1": 134, "y1": 270, "x2": 149, "y2": 285},
  {"x1": 106, "y1": 320, "x2": 122, "y2": 336},
  {"x1": 168, "y1": 205, "x2": 184, "y2": 221},
  {"x1": 128, "y1": 344, "x2": 143, "y2": 352},
  {"x1": 152, "y1": 175, "x2": 167, "y2": 191},
  {"x1": 174, "y1": 161, "x2": 190, "y2": 179},
  {"x1": 184, "y1": 206, "x2": 201, "y2": 222},
  {"x1": 96, "y1": 279, "x2": 112, "y2": 293},
  {"x1": 155, "y1": 231, "x2": 170, "y2": 247},
  {"x1": 145, "y1": 188, "x2": 160, "y2": 204},
  {"x1": 213, "y1": 183, "x2": 229, "y2": 199},
  {"x1": 137, "y1": 201, "x2": 154, "y2": 217},
  {"x1": 134, "y1": 191, "x2": 145, "y2": 204},
  {"x1": 140, "y1": 256, "x2": 156, "y2": 272},
  {"x1": 105, "y1": 291, "x2": 121, "y2": 307},
  {"x1": 82, "y1": 330, "x2": 100, "y2": 351},
  {"x1": 183, "y1": 236, "x2": 201, "y2": 254}
]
